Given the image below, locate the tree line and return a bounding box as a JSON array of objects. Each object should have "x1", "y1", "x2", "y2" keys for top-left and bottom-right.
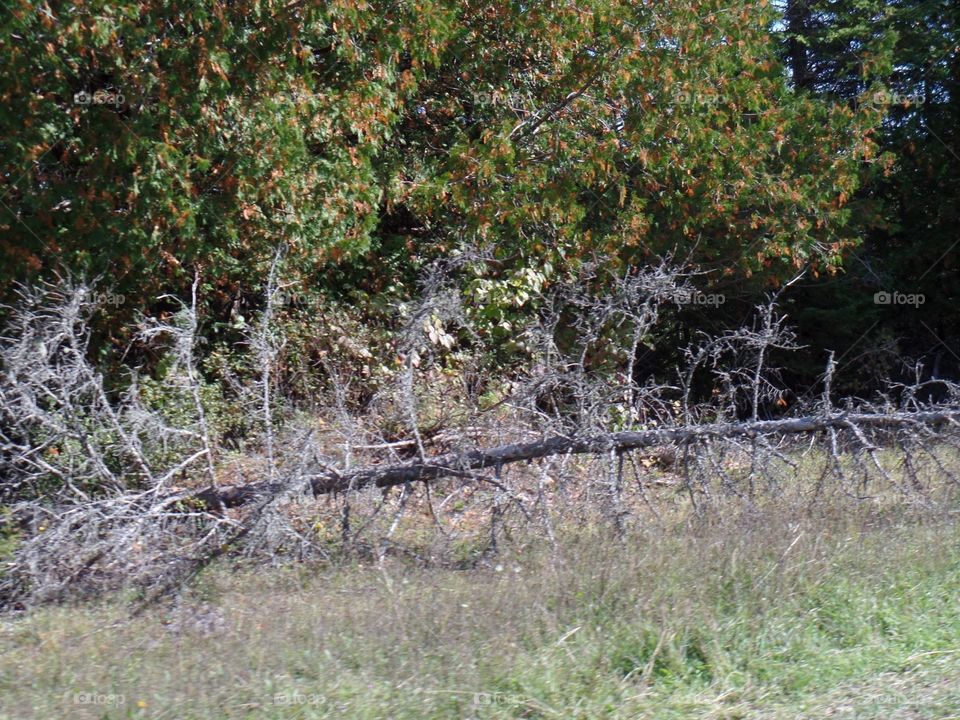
[{"x1": 1, "y1": 0, "x2": 956, "y2": 398}]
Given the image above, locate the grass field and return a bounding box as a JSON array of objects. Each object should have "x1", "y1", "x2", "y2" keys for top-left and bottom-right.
[{"x1": 2, "y1": 494, "x2": 960, "y2": 719}]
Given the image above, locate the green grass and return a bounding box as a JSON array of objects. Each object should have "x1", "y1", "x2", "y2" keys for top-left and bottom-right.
[{"x1": 2, "y1": 504, "x2": 960, "y2": 719}]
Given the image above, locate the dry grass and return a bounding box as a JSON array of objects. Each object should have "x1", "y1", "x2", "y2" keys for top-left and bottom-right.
[{"x1": 2, "y1": 489, "x2": 960, "y2": 719}]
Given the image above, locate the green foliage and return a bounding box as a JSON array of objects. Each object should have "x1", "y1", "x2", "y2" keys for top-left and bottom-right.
[
  {"x1": 0, "y1": 508, "x2": 21, "y2": 567},
  {"x1": 137, "y1": 370, "x2": 238, "y2": 449},
  {"x1": 5, "y1": 0, "x2": 953, "y2": 404},
  {"x1": 776, "y1": 0, "x2": 959, "y2": 391},
  {"x1": 0, "y1": 0, "x2": 454, "y2": 301},
  {"x1": 2, "y1": 1, "x2": 874, "y2": 320},
  {"x1": 378, "y1": 0, "x2": 879, "y2": 303}
]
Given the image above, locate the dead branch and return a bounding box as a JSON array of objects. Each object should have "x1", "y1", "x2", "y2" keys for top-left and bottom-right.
[{"x1": 193, "y1": 408, "x2": 960, "y2": 504}]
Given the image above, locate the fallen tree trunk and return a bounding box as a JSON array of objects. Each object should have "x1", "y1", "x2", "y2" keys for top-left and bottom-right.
[
  {"x1": 8, "y1": 407, "x2": 959, "y2": 610},
  {"x1": 192, "y1": 409, "x2": 960, "y2": 508}
]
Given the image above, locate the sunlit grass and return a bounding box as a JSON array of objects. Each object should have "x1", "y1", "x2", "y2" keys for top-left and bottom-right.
[{"x1": 2, "y1": 494, "x2": 960, "y2": 719}]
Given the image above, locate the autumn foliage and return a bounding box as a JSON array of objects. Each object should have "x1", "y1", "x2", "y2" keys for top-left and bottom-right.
[{"x1": 1, "y1": 0, "x2": 877, "y2": 305}]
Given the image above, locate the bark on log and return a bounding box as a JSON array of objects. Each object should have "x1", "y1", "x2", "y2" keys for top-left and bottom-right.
[{"x1": 193, "y1": 409, "x2": 960, "y2": 508}]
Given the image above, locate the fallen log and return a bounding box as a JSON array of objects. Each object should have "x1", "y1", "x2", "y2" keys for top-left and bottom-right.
[{"x1": 190, "y1": 409, "x2": 960, "y2": 508}]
